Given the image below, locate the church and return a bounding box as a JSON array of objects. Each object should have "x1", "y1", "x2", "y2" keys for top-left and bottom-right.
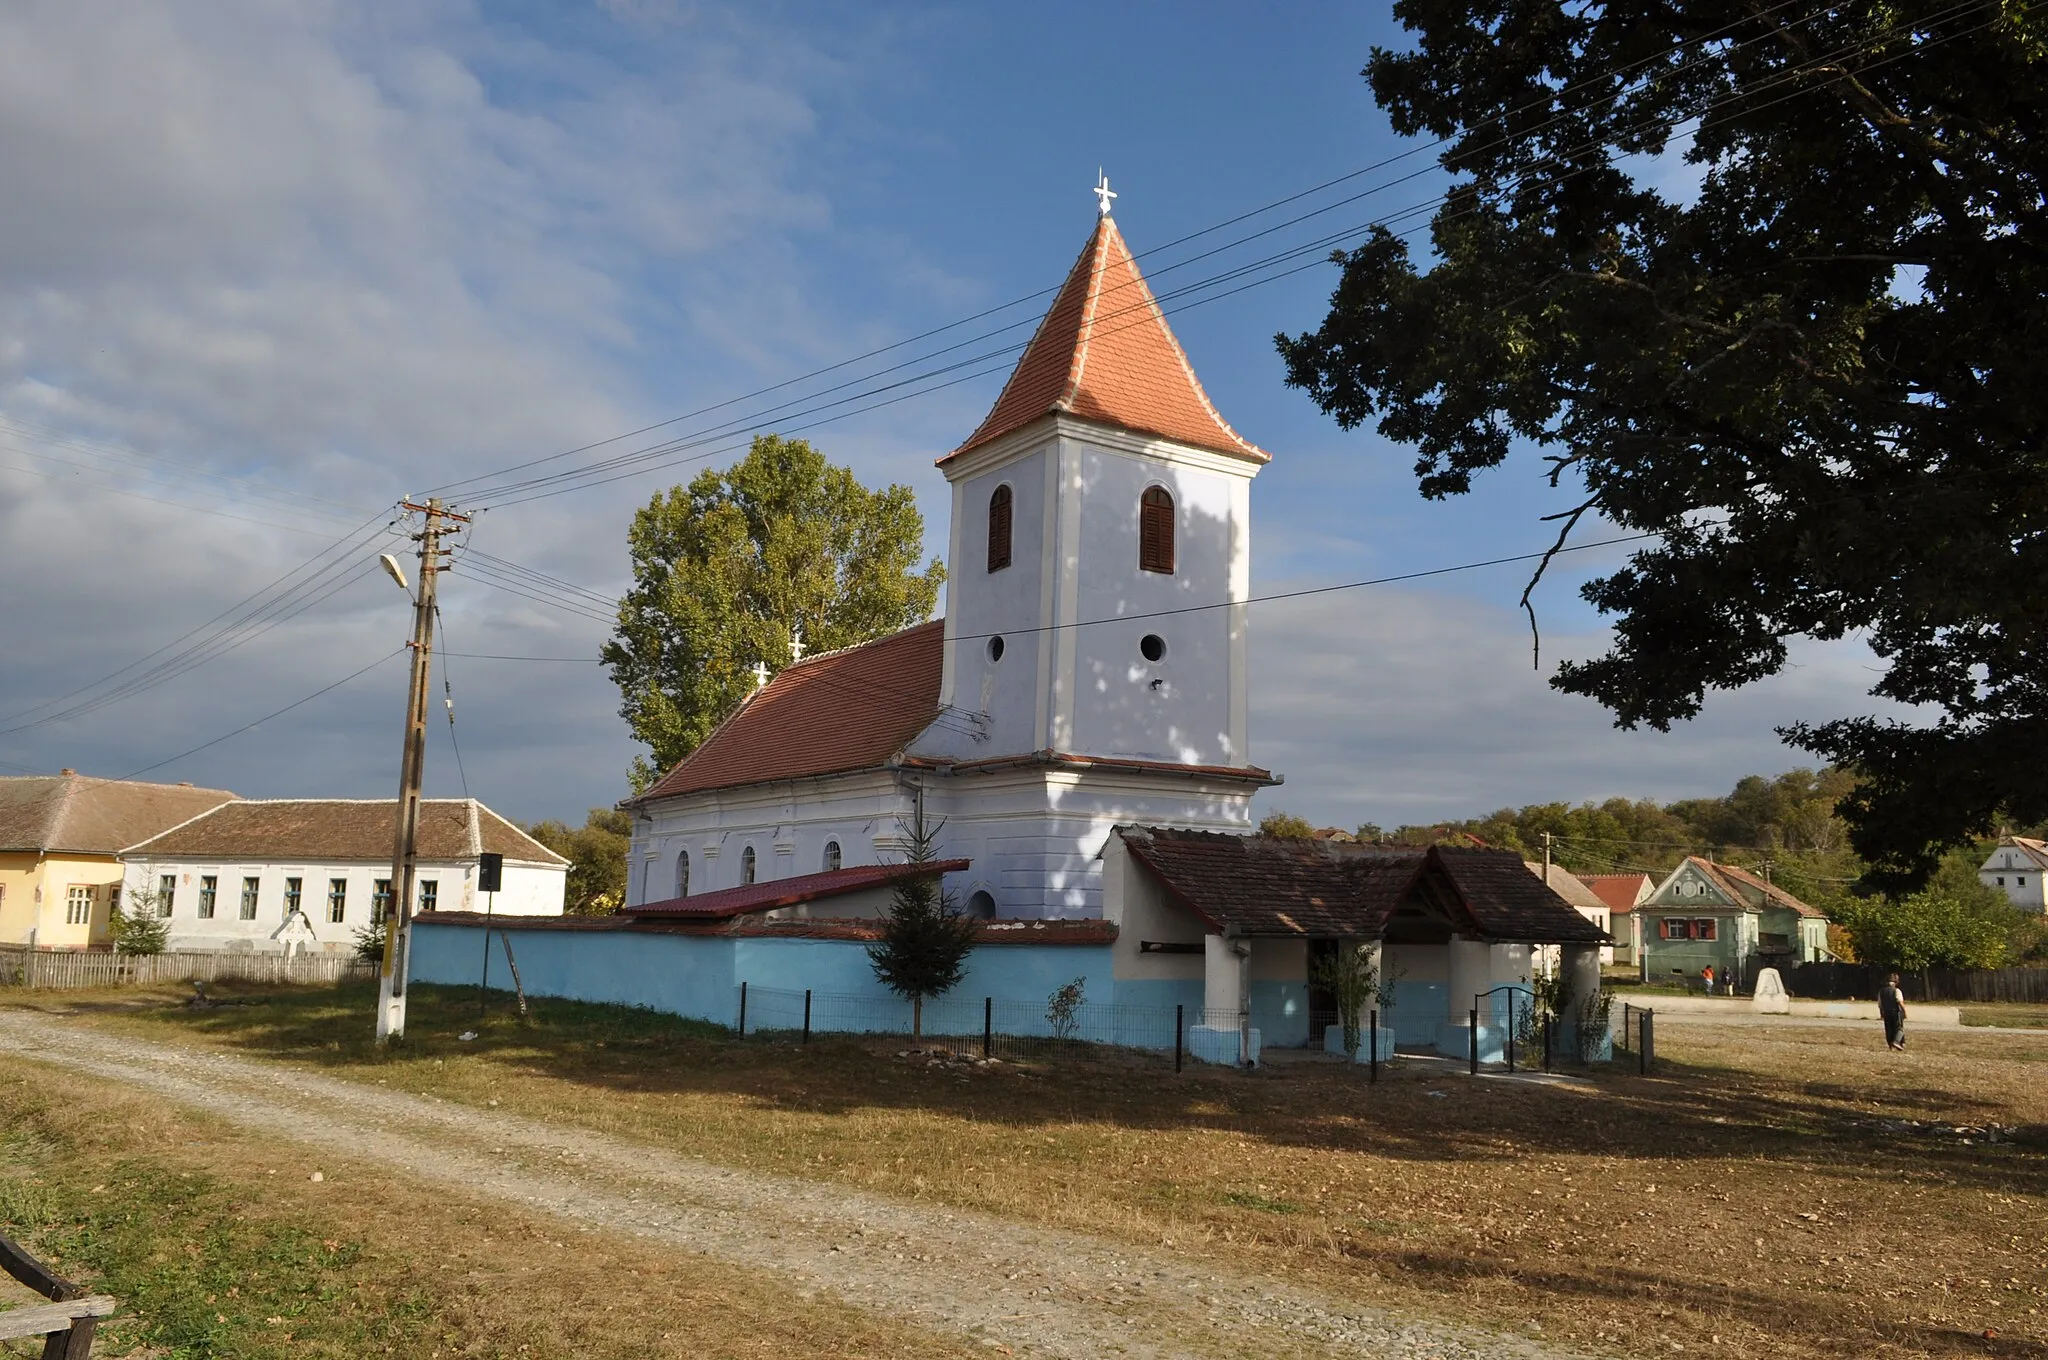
[{"x1": 588, "y1": 186, "x2": 1610, "y2": 1059}]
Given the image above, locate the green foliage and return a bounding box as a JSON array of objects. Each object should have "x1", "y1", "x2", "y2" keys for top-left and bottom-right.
[
  {"x1": 1277, "y1": 1, "x2": 2048, "y2": 888},
  {"x1": 352, "y1": 919, "x2": 387, "y2": 964},
  {"x1": 110, "y1": 891, "x2": 169, "y2": 954},
  {"x1": 526, "y1": 807, "x2": 632, "y2": 914},
  {"x1": 867, "y1": 811, "x2": 978, "y2": 1037},
  {"x1": 602, "y1": 434, "x2": 944, "y2": 789},
  {"x1": 1258, "y1": 809, "x2": 1318, "y2": 838},
  {"x1": 1835, "y1": 851, "x2": 2023, "y2": 972},
  {"x1": 1046, "y1": 977, "x2": 1086, "y2": 1041},
  {"x1": 1308, "y1": 944, "x2": 1381, "y2": 1057}
]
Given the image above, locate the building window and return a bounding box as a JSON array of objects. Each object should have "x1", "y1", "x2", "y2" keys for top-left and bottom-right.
[
  {"x1": 966, "y1": 889, "x2": 996, "y2": 919},
  {"x1": 987, "y1": 484, "x2": 1013, "y2": 572},
  {"x1": 740, "y1": 846, "x2": 757, "y2": 886},
  {"x1": 419, "y1": 879, "x2": 439, "y2": 913},
  {"x1": 1139, "y1": 486, "x2": 1175, "y2": 574},
  {"x1": 1998, "y1": 876, "x2": 2006, "y2": 886},
  {"x1": 66, "y1": 886, "x2": 92, "y2": 926},
  {"x1": 823, "y1": 840, "x2": 842, "y2": 873},
  {"x1": 108, "y1": 884, "x2": 121, "y2": 919},
  {"x1": 284, "y1": 877, "x2": 302, "y2": 919},
  {"x1": 158, "y1": 874, "x2": 178, "y2": 918},
  {"x1": 328, "y1": 878, "x2": 348, "y2": 924},
  {"x1": 1658, "y1": 917, "x2": 1693, "y2": 940},
  {"x1": 373, "y1": 880, "x2": 392, "y2": 923},
  {"x1": 240, "y1": 877, "x2": 260, "y2": 920},
  {"x1": 675, "y1": 851, "x2": 690, "y2": 898},
  {"x1": 198, "y1": 876, "x2": 217, "y2": 919},
  {"x1": 1693, "y1": 918, "x2": 1718, "y2": 941},
  {"x1": 2021, "y1": 877, "x2": 2028, "y2": 887}
]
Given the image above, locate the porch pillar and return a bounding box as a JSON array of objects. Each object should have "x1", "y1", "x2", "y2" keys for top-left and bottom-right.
[
  {"x1": 1561, "y1": 943, "x2": 1602, "y2": 1055},
  {"x1": 1202, "y1": 932, "x2": 1250, "y2": 1027},
  {"x1": 1438, "y1": 936, "x2": 1495, "y2": 1060}
]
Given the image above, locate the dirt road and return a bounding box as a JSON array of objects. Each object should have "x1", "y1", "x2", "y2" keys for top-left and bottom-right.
[{"x1": 0, "y1": 1008, "x2": 1600, "y2": 1360}]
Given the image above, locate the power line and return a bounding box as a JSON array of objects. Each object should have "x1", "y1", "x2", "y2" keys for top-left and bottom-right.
[
  {"x1": 458, "y1": 1, "x2": 1991, "y2": 511},
  {"x1": 426, "y1": 0, "x2": 1834, "y2": 503},
  {"x1": 117, "y1": 648, "x2": 406, "y2": 781}
]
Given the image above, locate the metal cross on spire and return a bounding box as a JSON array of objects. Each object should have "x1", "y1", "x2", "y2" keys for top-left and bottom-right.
[{"x1": 1093, "y1": 169, "x2": 1117, "y2": 217}]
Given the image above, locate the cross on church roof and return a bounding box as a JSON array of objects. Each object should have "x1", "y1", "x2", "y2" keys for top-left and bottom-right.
[{"x1": 1093, "y1": 170, "x2": 1116, "y2": 217}]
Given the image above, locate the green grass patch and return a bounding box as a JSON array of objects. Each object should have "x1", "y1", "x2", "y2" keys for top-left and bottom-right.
[
  {"x1": 0, "y1": 1094, "x2": 442, "y2": 1357},
  {"x1": 1960, "y1": 1003, "x2": 2048, "y2": 1030},
  {"x1": 1219, "y1": 1189, "x2": 1302, "y2": 1215}
]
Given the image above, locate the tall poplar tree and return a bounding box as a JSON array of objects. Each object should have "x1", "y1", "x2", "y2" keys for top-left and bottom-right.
[
  {"x1": 603, "y1": 435, "x2": 945, "y2": 790},
  {"x1": 1277, "y1": 1, "x2": 2046, "y2": 889}
]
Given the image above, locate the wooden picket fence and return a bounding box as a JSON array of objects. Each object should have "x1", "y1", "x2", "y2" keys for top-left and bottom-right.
[
  {"x1": 0, "y1": 945, "x2": 374, "y2": 990},
  {"x1": 1787, "y1": 961, "x2": 2048, "y2": 1004}
]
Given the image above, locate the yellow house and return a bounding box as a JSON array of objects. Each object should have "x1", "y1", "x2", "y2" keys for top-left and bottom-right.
[{"x1": 0, "y1": 771, "x2": 236, "y2": 949}]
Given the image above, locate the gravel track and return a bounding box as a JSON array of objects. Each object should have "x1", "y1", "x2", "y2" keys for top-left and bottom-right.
[{"x1": 0, "y1": 1009, "x2": 1602, "y2": 1360}]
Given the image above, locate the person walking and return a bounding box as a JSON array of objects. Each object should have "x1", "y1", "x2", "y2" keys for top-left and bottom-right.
[
  {"x1": 1701, "y1": 964, "x2": 1715, "y2": 997},
  {"x1": 1880, "y1": 972, "x2": 1908, "y2": 1050}
]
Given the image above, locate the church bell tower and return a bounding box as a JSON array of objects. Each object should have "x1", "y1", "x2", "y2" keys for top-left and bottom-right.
[{"x1": 911, "y1": 181, "x2": 1268, "y2": 773}]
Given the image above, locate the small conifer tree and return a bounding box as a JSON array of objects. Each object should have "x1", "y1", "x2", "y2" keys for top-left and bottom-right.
[
  {"x1": 868, "y1": 809, "x2": 978, "y2": 1038},
  {"x1": 111, "y1": 890, "x2": 170, "y2": 955}
]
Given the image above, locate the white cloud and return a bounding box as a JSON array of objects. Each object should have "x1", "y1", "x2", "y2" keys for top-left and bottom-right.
[{"x1": 1249, "y1": 584, "x2": 1907, "y2": 829}]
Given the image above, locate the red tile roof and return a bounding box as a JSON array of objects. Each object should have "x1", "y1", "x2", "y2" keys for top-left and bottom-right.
[
  {"x1": 942, "y1": 216, "x2": 1268, "y2": 465},
  {"x1": 1579, "y1": 872, "x2": 1655, "y2": 913},
  {"x1": 422, "y1": 910, "x2": 1117, "y2": 945},
  {"x1": 634, "y1": 621, "x2": 945, "y2": 802},
  {"x1": 123, "y1": 798, "x2": 565, "y2": 865},
  {"x1": 624, "y1": 859, "x2": 971, "y2": 920},
  {"x1": 1696, "y1": 859, "x2": 1829, "y2": 919},
  {"x1": 0, "y1": 774, "x2": 236, "y2": 855},
  {"x1": 1115, "y1": 828, "x2": 1610, "y2": 944}
]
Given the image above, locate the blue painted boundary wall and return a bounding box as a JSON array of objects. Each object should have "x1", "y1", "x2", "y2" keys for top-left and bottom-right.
[
  {"x1": 412, "y1": 920, "x2": 1321, "y2": 1055},
  {"x1": 412, "y1": 920, "x2": 1121, "y2": 1033}
]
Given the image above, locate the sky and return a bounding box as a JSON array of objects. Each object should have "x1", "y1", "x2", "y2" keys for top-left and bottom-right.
[{"x1": 0, "y1": 0, "x2": 1900, "y2": 832}]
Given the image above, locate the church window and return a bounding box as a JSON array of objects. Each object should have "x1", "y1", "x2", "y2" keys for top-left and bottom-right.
[
  {"x1": 966, "y1": 889, "x2": 996, "y2": 919},
  {"x1": 1139, "y1": 487, "x2": 1175, "y2": 574},
  {"x1": 987, "y1": 485, "x2": 1013, "y2": 572},
  {"x1": 824, "y1": 840, "x2": 842, "y2": 872},
  {"x1": 1139, "y1": 633, "x2": 1166, "y2": 663},
  {"x1": 741, "y1": 846, "x2": 757, "y2": 885},
  {"x1": 675, "y1": 851, "x2": 690, "y2": 898},
  {"x1": 987, "y1": 634, "x2": 1005, "y2": 663}
]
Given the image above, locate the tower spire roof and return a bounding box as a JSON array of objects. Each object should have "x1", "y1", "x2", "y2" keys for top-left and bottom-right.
[{"x1": 941, "y1": 214, "x2": 1268, "y2": 465}]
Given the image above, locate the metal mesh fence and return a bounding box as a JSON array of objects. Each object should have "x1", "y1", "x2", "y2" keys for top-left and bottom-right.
[{"x1": 733, "y1": 983, "x2": 1263, "y2": 1067}]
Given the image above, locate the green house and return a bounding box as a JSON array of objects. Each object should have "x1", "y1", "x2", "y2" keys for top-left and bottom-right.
[{"x1": 1632, "y1": 857, "x2": 1830, "y2": 988}]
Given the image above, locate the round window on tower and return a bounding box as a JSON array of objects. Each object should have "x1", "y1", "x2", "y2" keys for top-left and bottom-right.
[
  {"x1": 1139, "y1": 634, "x2": 1166, "y2": 663},
  {"x1": 987, "y1": 634, "x2": 1005, "y2": 663}
]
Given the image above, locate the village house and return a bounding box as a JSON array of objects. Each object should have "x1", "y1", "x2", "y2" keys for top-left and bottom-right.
[
  {"x1": 0, "y1": 772, "x2": 236, "y2": 949},
  {"x1": 1634, "y1": 857, "x2": 1830, "y2": 988},
  {"x1": 121, "y1": 798, "x2": 566, "y2": 954},
  {"x1": 1580, "y1": 872, "x2": 1656, "y2": 966},
  {"x1": 404, "y1": 190, "x2": 1609, "y2": 1056},
  {"x1": 1526, "y1": 861, "x2": 1615, "y2": 965},
  {"x1": 1978, "y1": 836, "x2": 2048, "y2": 913}
]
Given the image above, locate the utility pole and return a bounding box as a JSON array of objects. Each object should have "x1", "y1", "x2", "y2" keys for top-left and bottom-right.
[
  {"x1": 1541, "y1": 830, "x2": 1554, "y2": 882},
  {"x1": 375, "y1": 497, "x2": 467, "y2": 1045}
]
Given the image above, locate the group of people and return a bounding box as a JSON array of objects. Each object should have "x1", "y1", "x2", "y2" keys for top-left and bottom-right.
[{"x1": 1696, "y1": 964, "x2": 1910, "y2": 1050}]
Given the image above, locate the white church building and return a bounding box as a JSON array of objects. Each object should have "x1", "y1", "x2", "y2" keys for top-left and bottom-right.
[{"x1": 593, "y1": 192, "x2": 1610, "y2": 1057}]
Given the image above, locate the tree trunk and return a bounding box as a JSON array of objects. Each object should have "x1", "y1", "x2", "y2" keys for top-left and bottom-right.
[{"x1": 912, "y1": 994, "x2": 923, "y2": 1039}]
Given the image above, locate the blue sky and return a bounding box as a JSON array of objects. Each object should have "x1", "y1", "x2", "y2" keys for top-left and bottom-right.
[{"x1": 0, "y1": 1, "x2": 1889, "y2": 831}]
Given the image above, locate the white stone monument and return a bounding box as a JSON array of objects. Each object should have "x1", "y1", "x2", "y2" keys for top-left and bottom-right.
[{"x1": 1751, "y1": 967, "x2": 1790, "y2": 1014}]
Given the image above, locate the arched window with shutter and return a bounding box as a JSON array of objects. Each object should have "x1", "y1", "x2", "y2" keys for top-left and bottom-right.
[
  {"x1": 1139, "y1": 486, "x2": 1175, "y2": 574},
  {"x1": 740, "y1": 846, "x2": 757, "y2": 886},
  {"x1": 823, "y1": 840, "x2": 842, "y2": 872},
  {"x1": 675, "y1": 850, "x2": 690, "y2": 898},
  {"x1": 987, "y1": 484, "x2": 1013, "y2": 572}
]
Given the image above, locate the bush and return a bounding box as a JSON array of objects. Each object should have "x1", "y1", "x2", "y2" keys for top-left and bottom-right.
[
  {"x1": 1046, "y1": 978, "x2": 1085, "y2": 1040},
  {"x1": 353, "y1": 921, "x2": 387, "y2": 965}
]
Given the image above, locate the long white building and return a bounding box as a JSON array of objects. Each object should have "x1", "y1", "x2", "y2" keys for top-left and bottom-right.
[{"x1": 122, "y1": 798, "x2": 566, "y2": 953}]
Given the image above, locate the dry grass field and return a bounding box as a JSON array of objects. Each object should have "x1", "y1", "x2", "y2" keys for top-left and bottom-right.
[{"x1": 6, "y1": 982, "x2": 2046, "y2": 1360}]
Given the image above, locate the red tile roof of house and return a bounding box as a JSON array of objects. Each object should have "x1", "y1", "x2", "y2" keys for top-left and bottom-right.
[
  {"x1": 121, "y1": 798, "x2": 564, "y2": 865},
  {"x1": 0, "y1": 773, "x2": 236, "y2": 856},
  {"x1": 1696, "y1": 859, "x2": 1829, "y2": 918},
  {"x1": 1115, "y1": 827, "x2": 1609, "y2": 944},
  {"x1": 634, "y1": 620, "x2": 945, "y2": 802},
  {"x1": 624, "y1": 858, "x2": 972, "y2": 920},
  {"x1": 942, "y1": 216, "x2": 1268, "y2": 465},
  {"x1": 1579, "y1": 872, "x2": 1655, "y2": 913}
]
